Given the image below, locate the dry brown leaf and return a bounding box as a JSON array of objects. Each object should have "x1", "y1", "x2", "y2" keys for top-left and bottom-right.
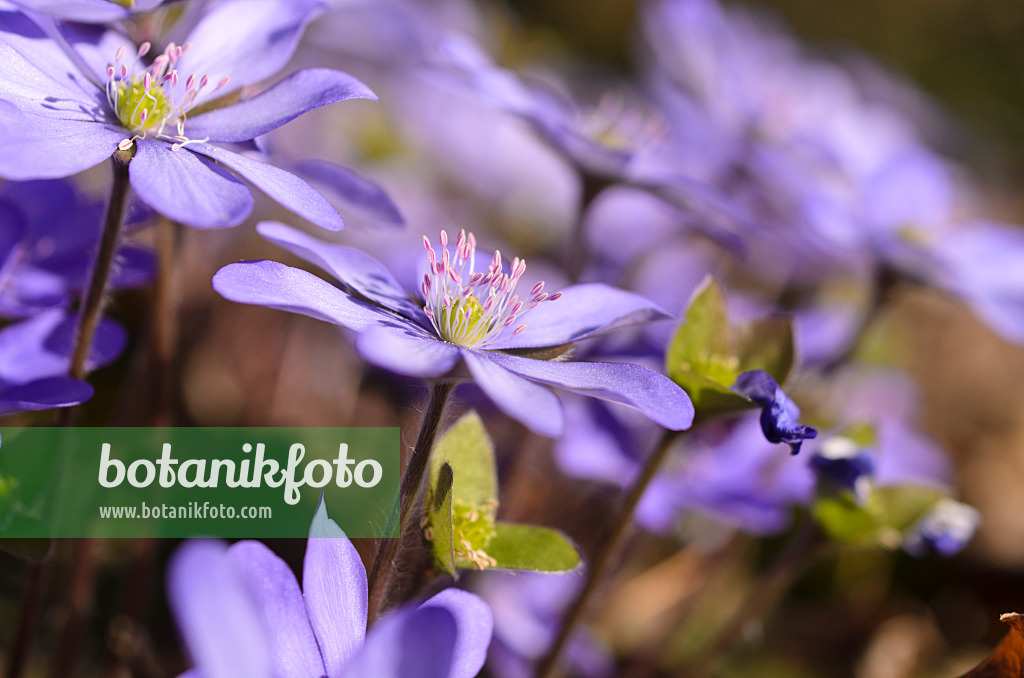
[{"x1": 959, "y1": 613, "x2": 1024, "y2": 677}]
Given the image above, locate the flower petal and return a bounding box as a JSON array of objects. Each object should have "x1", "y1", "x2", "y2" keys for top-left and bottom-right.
[
  {"x1": 484, "y1": 351, "x2": 695, "y2": 431},
  {"x1": 290, "y1": 159, "x2": 404, "y2": 226},
  {"x1": 461, "y1": 349, "x2": 564, "y2": 437},
  {"x1": 257, "y1": 221, "x2": 428, "y2": 324},
  {"x1": 340, "y1": 605, "x2": 457, "y2": 678},
  {"x1": 0, "y1": 376, "x2": 91, "y2": 415},
  {"x1": 129, "y1": 140, "x2": 253, "y2": 229},
  {"x1": 355, "y1": 324, "x2": 460, "y2": 378},
  {"x1": 187, "y1": 68, "x2": 375, "y2": 143},
  {"x1": 303, "y1": 528, "x2": 367, "y2": 678},
  {"x1": 176, "y1": 0, "x2": 325, "y2": 106},
  {"x1": 0, "y1": 100, "x2": 123, "y2": 180},
  {"x1": 227, "y1": 541, "x2": 325, "y2": 678},
  {"x1": 488, "y1": 283, "x2": 671, "y2": 350},
  {"x1": 166, "y1": 540, "x2": 273, "y2": 678},
  {"x1": 191, "y1": 144, "x2": 343, "y2": 231},
  {"x1": 213, "y1": 260, "x2": 395, "y2": 331},
  {"x1": 418, "y1": 589, "x2": 494, "y2": 678}
]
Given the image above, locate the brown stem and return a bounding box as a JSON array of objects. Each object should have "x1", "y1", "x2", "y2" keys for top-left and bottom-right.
[
  {"x1": 50, "y1": 538, "x2": 101, "y2": 678},
  {"x1": 536, "y1": 428, "x2": 682, "y2": 678},
  {"x1": 564, "y1": 173, "x2": 610, "y2": 284},
  {"x1": 68, "y1": 150, "x2": 133, "y2": 382},
  {"x1": 365, "y1": 381, "x2": 455, "y2": 624},
  {"x1": 152, "y1": 217, "x2": 179, "y2": 426},
  {"x1": 5, "y1": 558, "x2": 49, "y2": 678}
]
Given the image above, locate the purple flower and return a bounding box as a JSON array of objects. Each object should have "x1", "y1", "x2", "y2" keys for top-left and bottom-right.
[
  {"x1": 808, "y1": 437, "x2": 875, "y2": 503},
  {"x1": 732, "y1": 370, "x2": 817, "y2": 455},
  {"x1": 0, "y1": 307, "x2": 125, "y2": 381},
  {"x1": 0, "y1": 373, "x2": 91, "y2": 414},
  {"x1": 0, "y1": 0, "x2": 376, "y2": 229},
  {"x1": 167, "y1": 501, "x2": 493, "y2": 678},
  {"x1": 902, "y1": 499, "x2": 980, "y2": 558},
  {"x1": 476, "y1": 571, "x2": 614, "y2": 678},
  {"x1": 0, "y1": 179, "x2": 153, "y2": 317},
  {"x1": 213, "y1": 222, "x2": 694, "y2": 437},
  {"x1": 8, "y1": 0, "x2": 165, "y2": 23}
]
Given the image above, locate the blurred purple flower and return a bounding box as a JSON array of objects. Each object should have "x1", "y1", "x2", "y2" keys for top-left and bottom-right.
[
  {"x1": 808, "y1": 437, "x2": 875, "y2": 503},
  {"x1": 476, "y1": 571, "x2": 614, "y2": 678},
  {"x1": 903, "y1": 499, "x2": 980, "y2": 558},
  {"x1": 0, "y1": 0, "x2": 375, "y2": 229},
  {"x1": 733, "y1": 370, "x2": 817, "y2": 455},
  {"x1": 213, "y1": 222, "x2": 694, "y2": 437},
  {"x1": 168, "y1": 501, "x2": 493, "y2": 678},
  {"x1": 0, "y1": 373, "x2": 91, "y2": 415},
  {"x1": 0, "y1": 179, "x2": 153, "y2": 317},
  {"x1": 0, "y1": 307, "x2": 125, "y2": 382},
  {"x1": 8, "y1": 0, "x2": 165, "y2": 23}
]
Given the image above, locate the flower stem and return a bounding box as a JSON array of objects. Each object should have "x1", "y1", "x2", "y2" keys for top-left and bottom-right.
[
  {"x1": 565, "y1": 173, "x2": 610, "y2": 283},
  {"x1": 5, "y1": 558, "x2": 49, "y2": 678},
  {"x1": 366, "y1": 380, "x2": 455, "y2": 624},
  {"x1": 152, "y1": 217, "x2": 180, "y2": 426},
  {"x1": 67, "y1": 150, "x2": 133, "y2": 383},
  {"x1": 535, "y1": 428, "x2": 682, "y2": 678}
]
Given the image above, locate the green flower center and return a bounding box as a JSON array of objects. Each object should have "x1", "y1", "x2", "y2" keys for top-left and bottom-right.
[
  {"x1": 117, "y1": 77, "x2": 171, "y2": 132},
  {"x1": 451, "y1": 499, "x2": 497, "y2": 570},
  {"x1": 106, "y1": 0, "x2": 135, "y2": 7}
]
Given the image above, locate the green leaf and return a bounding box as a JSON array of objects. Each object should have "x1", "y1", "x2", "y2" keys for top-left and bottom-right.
[
  {"x1": 874, "y1": 486, "x2": 948, "y2": 532},
  {"x1": 430, "y1": 411, "x2": 497, "y2": 507},
  {"x1": 666, "y1": 277, "x2": 736, "y2": 387},
  {"x1": 737, "y1": 317, "x2": 795, "y2": 385},
  {"x1": 487, "y1": 522, "x2": 580, "y2": 572},
  {"x1": 426, "y1": 463, "x2": 457, "y2": 576},
  {"x1": 812, "y1": 495, "x2": 878, "y2": 543}
]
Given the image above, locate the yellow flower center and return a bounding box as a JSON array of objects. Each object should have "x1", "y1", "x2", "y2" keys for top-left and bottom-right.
[{"x1": 116, "y1": 77, "x2": 171, "y2": 132}]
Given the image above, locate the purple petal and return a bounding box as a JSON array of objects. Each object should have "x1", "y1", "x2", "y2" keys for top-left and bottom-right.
[
  {"x1": 290, "y1": 159, "x2": 404, "y2": 226},
  {"x1": 418, "y1": 589, "x2": 494, "y2": 678},
  {"x1": 355, "y1": 324, "x2": 460, "y2": 378},
  {"x1": 129, "y1": 140, "x2": 253, "y2": 229},
  {"x1": 0, "y1": 376, "x2": 91, "y2": 415},
  {"x1": 176, "y1": 0, "x2": 325, "y2": 107},
  {"x1": 303, "y1": 526, "x2": 368, "y2": 678},
  {"x1": 488, "y1": 283, "x2": 670, "y2": 350},
  {"x1": 340, "y1": 605, "x2": 457, "y2": 678},
  {"x1": 0, "y1": 309, "x2": 125, "y2": 382},
  {"x1": 166, "y1": 540, "x2": 273, "y2": 678},
  {"x1": 187, "y1": 68, "x2": 375, "y2": 143},
  {"x1": 226, "y1": 541, "x2": 326, "y2": 678},
  {"x1": 484, "y1": 352, "x2": 695, "y2": 431},
  {"x1": 461, "y1": 349, "x2": 564, "y2": 437},
  {"x1": 9, "y1": 0, "x2": 163, "y2": 21},
  {"x1": 256, "y1": 222, "x2": 427, "y2": 323},
  {"x1": 213, "y1": 260, "x2": 395, "y2": 331},
  {"x1": 0, "y1": 100, "x2": 123, "y2": 180},
  {"x1": 191, "y1": 144, "x2": 343, "y2": 231}
]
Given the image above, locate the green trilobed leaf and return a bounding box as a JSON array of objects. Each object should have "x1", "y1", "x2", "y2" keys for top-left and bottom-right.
[
  {"x1": 873, "y1": 486, "x2": 949, "y2": 533},
  {"x1": 737, "y1": 316, "x2": 795, "y2": 385},
  {"x1": 666, "y1": 277, "x2": 751, "y2": 418},
  {"x1": 812, "y1": 495, "x2": 879, "y2": 544},
  {"x1": 487, "y1": 523, "x2": 581, "y2": 572},
  {"x1": 430, "y1": 411, "x2": 497, "y2": 508},
  {"x1": 427, "y1": 462, "x2": 457, "y2": 576}
]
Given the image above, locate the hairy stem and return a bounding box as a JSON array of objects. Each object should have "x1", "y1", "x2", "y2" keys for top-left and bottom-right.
[
  {"x1": 366, "y1": 381, "x2": 455, "y2": 624},
  {"x1": 68, "y1": 150, "x2": 132, "y2": 382},
  {"x1": 536, "y1": 428, "x2": 682, "y2": 678},
  {"x1": 152, "y1": 217, "x2": 180, "y2": 426},
  {"x1": 565, "y1": 173, "x2": 610, "y2": 284}
]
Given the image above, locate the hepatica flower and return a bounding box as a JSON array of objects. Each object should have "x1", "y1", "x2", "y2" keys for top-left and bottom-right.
[
  {"x1": 9, "y1": 0, "x2": 165, "y2": 23},
  {"x1": 213, "y1": 223, "x2": 694, "y2": 437},
  {"x1": 168, "y1": 501, "x2": 493, "y2": 678},
  {"x1": 0, "y1": 0, "x2": 375, "y2": 229}
]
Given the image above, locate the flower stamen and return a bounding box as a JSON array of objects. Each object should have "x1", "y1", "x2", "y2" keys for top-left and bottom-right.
[{"x1": 421, "y1": 230, "x2": 560, "y2": 347}]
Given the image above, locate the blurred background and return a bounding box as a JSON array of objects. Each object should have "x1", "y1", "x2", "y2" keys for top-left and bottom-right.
[{"x1": 3, "y1": 1, "x2": 1024, "y2": 677}]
